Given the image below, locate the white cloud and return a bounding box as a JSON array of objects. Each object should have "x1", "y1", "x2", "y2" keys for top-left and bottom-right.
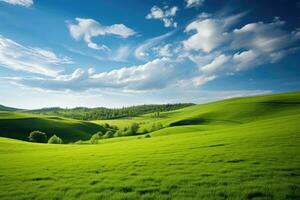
[
  {"x1": 6, "y1": 57, "x2": 179, "y2": 92},
  {"x1": 192, "y1": 75, "x2": 216, "y2": 86},
  {"x1": 0, "y1": 0, "x2": 33, "y2": 7},
  {"x1": 183, "y1": 15, "x2": 300, "y2": 86},
  {"x1": 146, "y1": 5, "x2": 178, "y2": 28},
  {"x1": 135, "y1": 31, "x2": 173, "y2": 60},
  {"x1": 0, "y1": 35, "x2": 72, "y2": 77},
  {"x1": 68, "y1": 18, "x2": 136, "y2": 50},
  {"x1": 201, "y1": 54, "x2": 231, "y2": 74},
  {"x1": 158, "y1": 44, "x2": 172, "y2": 57},
  {"x1": 112, "y1": 45, "x2": 131, "y2": 62},
  {"x1": 183, "y1": 18, "x2": 228, "y2": 52},
  {"x1": 232, "y1": 18, "x2": 300, "y2": 53},
  {"x1": 183, "y1": 12, "x2": 246, "y2": 53},
  {"x1": 185, "y1": 0, "x2": 204, "y2": 8}
]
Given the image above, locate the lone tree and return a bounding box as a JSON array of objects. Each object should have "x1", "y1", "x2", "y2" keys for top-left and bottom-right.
[
  {"x1": 48, "y1": 134, "x2": 63, "y2": 144},
  {"x1": 28, "y1": 131, "x2": 47, "y2": 143}
]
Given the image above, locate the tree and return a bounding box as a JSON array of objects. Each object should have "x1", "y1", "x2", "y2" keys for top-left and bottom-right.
[
  {"x1": 130, "y1": 123, "x2": 140, "y2": 135},
  {"x1": 48, "y1": 134, "x2": 63, "y2": 144},
  {"x1": 90, "y1": 133, "x2": 100, "y2": 144},
  {"x1": 28, "y1": 131, "x2": 47, "y2": 143}
]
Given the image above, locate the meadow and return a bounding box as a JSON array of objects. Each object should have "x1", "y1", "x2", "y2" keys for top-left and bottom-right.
[{"x1": 0, "y1": 91, "x2": 300, "y2": 199}]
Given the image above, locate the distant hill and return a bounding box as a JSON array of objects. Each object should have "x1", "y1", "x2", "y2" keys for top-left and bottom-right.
[
  {"x1": 28, "y1": 103, "x2": 194, "y2": 120},
  {"x1": 0, "y1": 105, "x2": 21, "y2": 112}
]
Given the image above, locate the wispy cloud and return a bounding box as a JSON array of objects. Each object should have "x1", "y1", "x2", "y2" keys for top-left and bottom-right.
[
  {"x1": 0, "y1": 0, "x2": 33, "y2": 7},
  {"x1": 185, "y1": 0, "x2": 205, "y2": 8},
  {"x1": 135, "y1": 31, "x2": 173, "y2": 60},
  {"x1": 0, "y1": 35, "x2": 72, "y2": 77},
  {"x1": 67, "y1": 18, "x2": 136, "y2": 50}
]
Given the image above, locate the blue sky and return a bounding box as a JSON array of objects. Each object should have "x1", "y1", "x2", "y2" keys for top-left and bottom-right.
[{"x1": 0, "y1": 0, "x2": 300, "y2": 108}]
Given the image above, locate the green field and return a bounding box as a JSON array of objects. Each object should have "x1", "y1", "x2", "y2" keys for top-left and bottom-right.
[{"x1": 0, "y1": 91, "x2": 300, "y2": 199}]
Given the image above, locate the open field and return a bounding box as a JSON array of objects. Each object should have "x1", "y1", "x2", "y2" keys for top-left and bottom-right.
[{"x1": 0, "y1": 91, "x2": 300, "y2": 199}]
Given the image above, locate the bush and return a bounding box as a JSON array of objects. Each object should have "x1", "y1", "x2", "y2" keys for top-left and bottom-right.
[
  {"x1": 90, "y1": 133, "x2": 100, "y2": 144},
  {"x1": 102, "y1": 131, "x2": 114, "y2": 139},
  {"x1": 48, "y1": 134, "x2": 63, "y2": 144},
  {"x1": 130, "y1": 123, "x2": 140, "y2": 135},
  {"x1": 150, "y1": 123, "x2": 163, "y2": 132},
  {"x1": 144, "y1": 134, "x2": 151, "y2": 138},
  {"x1": 114, "y1": 130, "x2": 123, "y2": 137},
  {"x1": 28, "y1": 131, "x2": 47, "y2": 143}
]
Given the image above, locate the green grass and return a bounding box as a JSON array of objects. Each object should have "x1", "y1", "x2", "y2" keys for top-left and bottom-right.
[
  {"x1": 0, "y1": 112, "x2": 105, "y2": 143},
  {"x1": 0, "y1": 91, "x2": 300, "y2": 199}
]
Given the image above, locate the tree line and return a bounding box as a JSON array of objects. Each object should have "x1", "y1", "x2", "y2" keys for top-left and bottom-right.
[{"x1": 29, "y1": 103, "x2": 193, "y2": 120}]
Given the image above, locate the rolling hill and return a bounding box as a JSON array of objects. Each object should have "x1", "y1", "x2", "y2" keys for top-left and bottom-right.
[
  {"x1": 0, "y1": 91, "x2": 299, "y2": 199},
  {"x1": 0, "y1": 112, "x2": 105, "y2": 143}
]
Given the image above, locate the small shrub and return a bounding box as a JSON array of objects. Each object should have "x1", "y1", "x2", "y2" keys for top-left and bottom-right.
[
  {"x1": 144, "y1": 134, "x2": 151, "y2": 138},
  {"x1": 28, "y1": 131, "x2": 47, "y2": 143},
  {"x1": 90, "y1": 133, "x2": 100, "y2": 144},
  {"x1": 75, "y1": 140, "x2": 84, "y2": 144},
  {"x1": 102, "y1": 131, "x2": 114, "y2": 139},
  {"x1": 150, "y1": 123, "x2": 163, "y2": 132},
  {"x1": 48, "y1": 134, "x2": 63, "y2": 144},
  {"x1": 114, "y1": 130, "x2": 123, "y2": 137}
]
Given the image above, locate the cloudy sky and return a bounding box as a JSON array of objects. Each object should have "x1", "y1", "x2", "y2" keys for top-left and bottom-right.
[{"x1": 0, "y1": 0, "x2": 300, "y2": 108}]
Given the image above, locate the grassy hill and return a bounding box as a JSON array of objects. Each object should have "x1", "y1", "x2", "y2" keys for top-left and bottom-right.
[
  {"x1": 0, "y1": 91, "x2": 299, "y2": 199},
  {"x1": 93, "y1": 91, "x2": 300, "y2": 133},
  {"x1": 0, "y1": 112, "x2": 105, "y2": 143}
]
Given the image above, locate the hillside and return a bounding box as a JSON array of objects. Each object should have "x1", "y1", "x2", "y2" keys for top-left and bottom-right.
[
  {"x1": 0, "y1": 91, "x2": 299, "y2": 199},
  {"x1": 0, "y1": 112, "x2": 105, "y2": 143},
  {"x1": 93, "y1": 91, "x2": 300, "y2": 134}
]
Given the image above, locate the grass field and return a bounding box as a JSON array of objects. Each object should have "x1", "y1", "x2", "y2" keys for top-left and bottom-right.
[{"x1": 0, "y1": 91, "x2": 300, "y2": 199}]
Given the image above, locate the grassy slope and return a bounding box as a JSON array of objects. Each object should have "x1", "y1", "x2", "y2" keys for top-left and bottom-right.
[
  {"x1": 93, "y1": 91, "x2": 300, "y2": 132},
  {"x1": 0, "y1": 91, "x2": 300, "y2": 199},
  {"x1": 0, "y1": 112, "x2": 105, "y2": 143}
]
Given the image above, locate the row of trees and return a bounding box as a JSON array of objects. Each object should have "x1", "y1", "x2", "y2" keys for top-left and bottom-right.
[
  {"x1": 27, "y1": 122, "x2": 164, "y2": 145},
  {"x1": 30, "y1": 103, "x2": 193, "y2": 120},
  {"x1": 89, "y1": 122, "x2": 165, "y2": 144},
  {"x1": 28, "y1": 131, "x2": 63, "y2": 144}
]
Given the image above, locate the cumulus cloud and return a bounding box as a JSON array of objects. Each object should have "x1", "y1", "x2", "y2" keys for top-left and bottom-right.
[
  {"x1": 68, "y1": 18, "x2": 136, "y2": 50},
  {"x1": 183, "y1": 18, "x2": 228, "y2": 52},
  {"x1": 185, "y1": 0, "x2": 204, "y2": 8},
  {"x1": 183, "y1": 15, "x2": 300, "y2": 85},
  {"x1": 146, "y1": 5, "x2": 178, "y2": 28},
  {"x1": 6, "y1": 58, "x2": 180, "y2": 92},
  {"x1": 0, "y1": 35, "x2": 72, "y2": 77},
  {"x1": 0, "y1": 0, "x2": 33, "y2": 7}
]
